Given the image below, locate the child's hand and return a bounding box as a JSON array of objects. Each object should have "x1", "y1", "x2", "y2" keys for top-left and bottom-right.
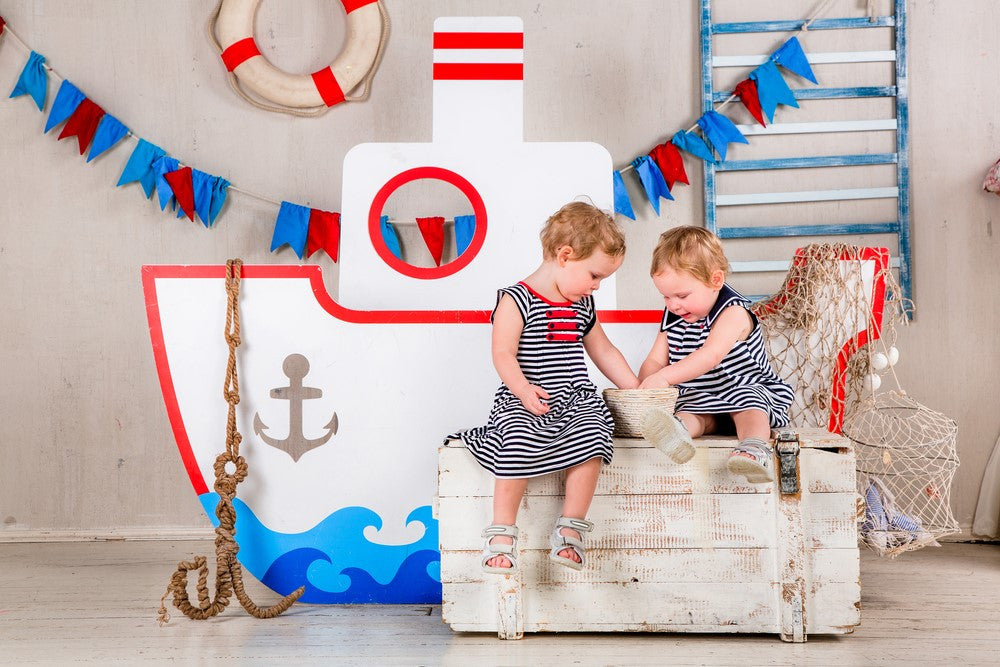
[
  {"x1": 639, "y1": 372, "x2": 672, "y2": 390},
  {"x1": 515, "y1": 383, "x2": 551, "y2": 415}
]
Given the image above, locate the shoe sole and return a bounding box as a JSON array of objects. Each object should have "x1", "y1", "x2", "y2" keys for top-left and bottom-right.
[
  {"x1": 548, "y1": 553, "x2": 584, "y2": 571},
  {"x1": 640, "y1": 410, "x2": 696, "y2": 464},
  {"x1": 727, "y1": 455, "x2": 773, "y2": 483}
]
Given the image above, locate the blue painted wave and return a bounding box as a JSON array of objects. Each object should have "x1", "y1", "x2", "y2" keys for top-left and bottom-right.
[{"x1": 198, "y1": 494, "x2": 440, "y2": 604}]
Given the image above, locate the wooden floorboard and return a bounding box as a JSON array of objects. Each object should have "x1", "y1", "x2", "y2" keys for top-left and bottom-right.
[{"x1": 0, "y1": 540, "x2": 997, "y2": 664}]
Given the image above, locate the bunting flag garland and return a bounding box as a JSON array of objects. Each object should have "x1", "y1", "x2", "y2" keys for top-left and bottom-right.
[
  {"x1": 671, "y1": 130, "x2": 716, "y2": 163},
  {"x1": 649, "y1": 141, "x2": 689, "y2": 190},
  {"x1": 271, "y1": 201, "x2": 310, "y2": 259},
  {"x1": 750, "y1": 59, "x2": 799, "y2": 123},
  {"x1": 697, "y1": 110, "x2": 748, "y2": 162},
  {"x1": 772, "y1": 36, "x2": 818, "y2": 84},
  {"x1": 612, "y1": 171, "x2": 635, "y2": 220},
  {"x1": 163, "y1": 166, "x2": 195, "y2": 221},
  {"x1": 117, "y1": 138, "x2": 166, "y2": 198},
  {"x1": 152, "y1": 156, "x2": 180, "y2": 210},
  {"x1": 454, "y1": 214, "x2": 476, "y2": 256},
  {"x1": 380, "y1": 215, "x2": 402, "y2": 260},
  {"x1": 44, "y1": 80, "x2": 85, "y2": 132},
  {"x1": 734, "y1": 78, "x2": 767, "y2": 127},
  {"x1": 631, "y1": 155, "x2": 673, "y2": 215},
  {"x1": 56, "y1": 97, "x2": 105, "y2": 154},
  {"x1": 306, "y1": 209, "x2": 341, "y2": 261},
  {"x1": 416, "y1": 216, "x2": 445, "y2": 266},
  {"x1": 9, "y1": 50, "x2": 47, "y2": 110}
]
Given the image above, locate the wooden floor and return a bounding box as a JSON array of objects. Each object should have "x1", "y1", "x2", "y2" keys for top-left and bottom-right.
[{"x1": 1, "y1": 540, "x2": 997, "y2": 665}]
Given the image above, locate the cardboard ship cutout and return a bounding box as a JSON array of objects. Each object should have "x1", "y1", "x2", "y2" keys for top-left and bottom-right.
[{"x1": 144, "y1": 17, "x2": 884, "y2": 603}]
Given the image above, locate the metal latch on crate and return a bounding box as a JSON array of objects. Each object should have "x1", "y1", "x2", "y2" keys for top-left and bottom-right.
[{"x1": 775, "y1": 431, "x2": 801, "y2": 495}]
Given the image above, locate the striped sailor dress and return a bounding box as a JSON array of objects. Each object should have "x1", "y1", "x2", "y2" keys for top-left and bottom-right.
[
  {"x1": 453, "y1": 282, "x2": 615, "y2": 478},
  {"x1": 663, "y1": 284, "x2": 794, "y2": 428}
]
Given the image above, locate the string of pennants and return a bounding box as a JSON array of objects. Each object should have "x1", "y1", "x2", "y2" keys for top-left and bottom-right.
[
  {"x1": 3, "y1": 13, "x2": 817, "y2": 259},
  {"x1": 612, "y1": 35, "x2": 818, "y2": 219},
  {"x1": 0, "y1": 16, "x2": 469, "y2": 266}
]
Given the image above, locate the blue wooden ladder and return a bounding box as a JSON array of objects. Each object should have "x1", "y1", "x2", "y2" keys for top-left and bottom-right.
[{"x1": 701, "y1": 0, "x2": 911, "y2": 303}]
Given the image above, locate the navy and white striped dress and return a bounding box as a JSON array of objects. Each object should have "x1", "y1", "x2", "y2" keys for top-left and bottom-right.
[
  {"x1": 663, "y1": 284, "x2": 794, "y2": 428},
  {"x1": 453, "y1": 282, "x2": 615, "y2": 478}
]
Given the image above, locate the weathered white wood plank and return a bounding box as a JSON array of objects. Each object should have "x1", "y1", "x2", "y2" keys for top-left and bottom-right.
[
  {"x1": 443, "y1": 581, "x2": 860, "y2": 634},
  {"x1": 438, "y1": 493, "x2": 857, "y2": 550},
  {"x1": 438, "y1": 444, "x2": 855, "y2": 497},
  {"x1": 441, "y1": 548, "x2": 859, "y2": 585}
]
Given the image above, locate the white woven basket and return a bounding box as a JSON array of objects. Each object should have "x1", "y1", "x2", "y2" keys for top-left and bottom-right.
[{"x1": 602, "y1": 387, "x2": 679, "y2": 438}]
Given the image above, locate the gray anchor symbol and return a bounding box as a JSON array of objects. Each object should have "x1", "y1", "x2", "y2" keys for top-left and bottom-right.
[{"x1": 253, "y1": 353, "x2": 338, "y2": 462}]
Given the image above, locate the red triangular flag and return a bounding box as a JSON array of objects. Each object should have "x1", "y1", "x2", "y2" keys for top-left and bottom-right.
[
  {"x1": 734, "y1": 78, "x2": 767, "y2": 127},
  {"x1": 57, "y1": 98, "x2": 106, "y2": 154},
  {"x1": 416, "y1": 216, "x2": 445, "y2": 266},
  {"x1": 306, "y1": 209, "x2": 341, "y2": 261},
  {"x1": 0, "y1": 17, "x2": 7, "y2": 36},
  {"x1": 163, "y1": 167, "x2": 195, "y2": 221},
  {"x1": 649, "y1": 141, "x2": 689, "y2": 190}
]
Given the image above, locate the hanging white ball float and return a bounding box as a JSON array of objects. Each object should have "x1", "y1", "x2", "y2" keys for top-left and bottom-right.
[
  {"x1": 871, "y1": 352, "x2": 889, "y2": 371},
  {"x1": 887, "y1": 346, "x2": 900, "y2": 366},
  {"x1": 863, "y1": 373, "x2": 882, "y2": 393}
]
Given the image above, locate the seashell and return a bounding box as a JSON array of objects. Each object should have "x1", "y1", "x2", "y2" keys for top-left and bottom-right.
[
  {"x1": 887, "y1": 346, "x2": 899, "y2": 366},
  {"x1": 872, "y1": 352, "x2": 889, "y2": 371}
]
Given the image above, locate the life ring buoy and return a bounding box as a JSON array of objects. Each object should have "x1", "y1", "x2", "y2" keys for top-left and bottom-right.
[{"x1": 212, "y1": 0, "x2": 387, "y2": 114}]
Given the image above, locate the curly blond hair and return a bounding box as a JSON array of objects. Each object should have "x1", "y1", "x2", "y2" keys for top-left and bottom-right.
[
  {"x1": 650, "y1": 226, "x2": 729, "y2": 285},
  {"x1": 540, "y1": 201, "x2": 625, "y2": 260}
]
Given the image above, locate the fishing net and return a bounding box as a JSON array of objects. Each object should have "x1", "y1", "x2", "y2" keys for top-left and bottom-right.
[{"x1": 752, "y1": 244, "x2": 959, "y2": 557}]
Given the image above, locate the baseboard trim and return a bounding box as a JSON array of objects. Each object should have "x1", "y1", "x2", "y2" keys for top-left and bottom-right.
[{"x1": 0, "y1": 528, "x2": 215, "y2": 543}]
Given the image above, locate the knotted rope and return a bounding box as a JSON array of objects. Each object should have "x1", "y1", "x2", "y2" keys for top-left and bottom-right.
[{"x1": 158, "y1": 259, "x2": 304, "y2": 624}]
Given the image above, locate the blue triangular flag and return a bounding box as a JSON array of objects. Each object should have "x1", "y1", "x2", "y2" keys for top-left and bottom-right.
[
  {"x1": 44, "y1": 80, "x2": 85, "y2": 133},
  {"x1": 270, "y1": 201, "x2": 310, "y2": 259},
  {"x1": 750, "y1": 60, "x2": 799, "y2": 123},
  {"x1": 772, "y1": 36, "x2": 818, "y2": 85},
  {"x1": 631, "y1": 156, "x2": 673, "y2": 216},
  {"x1": 380, "y1": 215, "x2": 402, "y2": 259},
  {"x1": 86, "y1": 114, "x2": 129, "y2": 162},
  {"x1": 454, "y1": 214, "x2": 476, "y2": 256},
  {"x1": 671, "y1": 130, "x2": 716, "y2": 163},
  {"x1": 191, "y1": 169, "x2": 214, "y2": 227},
  {"x1": 613, "y1": 170, "x2": 635, "y2": 220},
  {"x1": 9, "y1": 51, "x2": 48, "y2": 111},
  {"x1": 117, "y1": 139, "x2": 166, "y2": 198},
  {"x1": 208, "y1": 177, "x2": 230, "y2": 226},
  {"x1": 152, "y1": 156, "x2": 180, "y2": 210},
  {"x1": 697, "y1": 110, "x2": 749, "y2": 162}
]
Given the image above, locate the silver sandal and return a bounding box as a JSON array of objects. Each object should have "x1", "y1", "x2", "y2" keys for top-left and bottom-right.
[
  {"x1": 481, "y1": 524, "x2": 519, "y2": 574},
  {"x1": 548, "y1": 516, "x2": 594, "y2": 571}
]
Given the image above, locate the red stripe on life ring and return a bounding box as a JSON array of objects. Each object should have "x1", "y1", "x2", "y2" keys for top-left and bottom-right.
[
  {"x1": 433, "y1": 63, "x2": 523, "y2": 80},
  {"x1": 433, "y1": 32, "x2": 524, "y2": 49},
  {"x1": 312, "y1": 66, "x2": 346, "y2": 107},
  {"x1": 342, "y1": 0, "x2": 378, "y2": 13},
  {"x1": 220, "y1": 37, "x2": 261, "y2": 72}
]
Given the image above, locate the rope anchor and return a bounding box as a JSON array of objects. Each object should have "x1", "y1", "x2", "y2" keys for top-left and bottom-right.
[{"x1": 158, "y1": 259, "x2": 304, "y2": 624}]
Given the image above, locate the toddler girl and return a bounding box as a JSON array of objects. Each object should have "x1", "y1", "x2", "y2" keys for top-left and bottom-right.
[
  {"x1": 638, "y1": 226, "x2": 794, "y2": 482},
  {"x1": 452, "y1": 201, "x2": 638, "y2": 574}
]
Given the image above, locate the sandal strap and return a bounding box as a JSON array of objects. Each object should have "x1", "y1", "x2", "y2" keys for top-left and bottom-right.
[
  {"x1": 485, "y1": 542, "x2": 515, "y2": 556},
  {"x1": 554, "y1": 516, "x2": 593, "y2": 533},
  {"x1": 482, "y1": 524, "x2": 519, "y2": 538}
]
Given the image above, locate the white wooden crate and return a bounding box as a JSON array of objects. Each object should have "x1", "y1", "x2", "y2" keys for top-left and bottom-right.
[{"x1": 437, "y1": 428, "x2": 860, "y2": 641}]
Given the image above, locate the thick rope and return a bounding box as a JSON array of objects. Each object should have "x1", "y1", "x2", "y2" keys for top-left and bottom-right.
[
  {"x1": 206, "y1": 0, "x2": 390, "y2": 117},
  {"x1": 158, "y1": 259, "x2": 304, "y2": 624}
]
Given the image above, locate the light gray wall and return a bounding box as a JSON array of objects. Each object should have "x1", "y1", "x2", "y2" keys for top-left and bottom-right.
[{"x1": 1, "y1": 0, "x2": 997, "y2": 537}]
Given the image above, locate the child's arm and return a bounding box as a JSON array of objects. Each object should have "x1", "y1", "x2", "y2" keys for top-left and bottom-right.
[
  {"x1": 639, "y1": 306, "x2": 752, "y2": 388},
  {"x1": 492, "y1": 294, "x2": 551, "y2": 415},
  {"x1": 583, "y1": 321, "x2": 640, "y2": 389},
  {"x1": 638, "y1": 330, "x2": 670, "y2": 382}
]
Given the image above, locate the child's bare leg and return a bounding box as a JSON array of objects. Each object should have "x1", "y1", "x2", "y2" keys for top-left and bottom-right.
[
  {"x1": 676, "y1": 411, "x2": 717, "y2": 438},
  {"x1": 731, "y1": 409, "x2": 771, "y2": 442},
  {"x1": 557, "y1": 457, "x2": 602, "y2": 564},
  {"x1": 487, "y1": 477, "x2": 528, "y2": 569}
]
